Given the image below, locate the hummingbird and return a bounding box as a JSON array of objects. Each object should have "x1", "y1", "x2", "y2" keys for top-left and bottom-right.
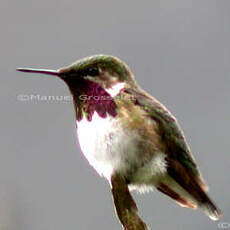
[{"x1": 17, "y1": 55, "x2": 222, "y2": 229}]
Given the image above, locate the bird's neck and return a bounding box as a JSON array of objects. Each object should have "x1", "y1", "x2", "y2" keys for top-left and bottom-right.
[{"x1": 66, "y1": 79, "x2": 119, "y2": 121}]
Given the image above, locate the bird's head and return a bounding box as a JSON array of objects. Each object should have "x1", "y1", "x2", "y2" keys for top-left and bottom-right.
[{"x1": 17, "y1": 55, "x2": 136, "y2": 98}]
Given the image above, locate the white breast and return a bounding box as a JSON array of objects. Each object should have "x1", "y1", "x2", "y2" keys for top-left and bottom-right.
[
  {"x1": 76, "y1": 112, "x2": 167, "y2": 187},
  {"x1": 76, "y1": 112, "x2": 142, "y2": 180}
]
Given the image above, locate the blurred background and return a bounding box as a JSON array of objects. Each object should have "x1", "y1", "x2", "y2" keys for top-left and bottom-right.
[{"x1": 1, "y1": 0, "x2": 229, "y2": 229}]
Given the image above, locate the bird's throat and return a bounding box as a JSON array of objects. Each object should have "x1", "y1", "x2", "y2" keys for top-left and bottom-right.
[{"x1": 66, "y1": 79, "x2": 118, "y2": 121}]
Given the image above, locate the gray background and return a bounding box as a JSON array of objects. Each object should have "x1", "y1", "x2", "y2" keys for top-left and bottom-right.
[{"x1": 1, "y1": 0, "x2": 229, "y2": 229}]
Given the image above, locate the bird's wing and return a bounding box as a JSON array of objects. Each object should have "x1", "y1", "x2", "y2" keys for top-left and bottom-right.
[
  {"x1": 124, "y1": 88, "x2": 208, "y2": 191},
  {"x1": 123, "y1": 88, "x2": 223, "y2": 221}
]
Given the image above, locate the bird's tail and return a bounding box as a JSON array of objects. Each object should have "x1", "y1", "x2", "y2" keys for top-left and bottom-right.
[
  {"x1": 159, "y1": 159, "x2": 222, "y2": 220},
  {"x1": 176, "y1": 173, "x2": 222, "y2": 221},
  {"x1": 200, "y1": 193, "x2": 222, "y2": 221},
  {"x1": 157, "y1": 175, "x2": 222, "y2": 221}
]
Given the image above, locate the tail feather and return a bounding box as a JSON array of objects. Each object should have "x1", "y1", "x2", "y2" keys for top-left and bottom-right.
[
  {"x1": 201, "y1": 200, "x2": 222, "y2": 221},
  {"x1": 157, "y1": 182, "x2": 197, "y2": 209},
  {"x1": 165, "y1": 159, "x2": 222, "y2": 220}
]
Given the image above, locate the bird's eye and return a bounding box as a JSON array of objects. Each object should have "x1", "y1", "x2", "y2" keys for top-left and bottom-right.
[{"x1": 86, "y1": 67, "x2": 99, "y2": 76}]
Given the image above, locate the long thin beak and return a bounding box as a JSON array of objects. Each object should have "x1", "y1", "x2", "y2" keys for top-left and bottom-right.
[{"x1": 16, "y1": 68, "x2": 60, "y2": 76}]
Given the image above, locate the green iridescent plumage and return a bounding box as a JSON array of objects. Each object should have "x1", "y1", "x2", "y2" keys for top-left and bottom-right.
[
  {"x1": 125, "y1": 87, "x2": 199, "y2": 175},
  {"x1": 59, "y1": 55, "x2": 133, "y2": 82}
]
